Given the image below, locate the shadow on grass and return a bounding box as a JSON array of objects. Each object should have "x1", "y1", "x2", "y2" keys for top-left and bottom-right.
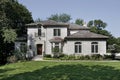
[
  {"x1": 0, "y1": 68, "x2": 15, "y2": 73},
  {"x1": 1, "y1": 64, "x2": 120, "y2": 80}
]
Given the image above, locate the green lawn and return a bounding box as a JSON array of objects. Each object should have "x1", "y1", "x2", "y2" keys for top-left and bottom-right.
[{"x1": 0, "y1": 61, "x2": 120, "y2": 80}]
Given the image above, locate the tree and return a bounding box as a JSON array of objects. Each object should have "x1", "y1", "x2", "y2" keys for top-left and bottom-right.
[
  {"x1": 87, "y1": 19, "x2": 109, "y2": 36},
  {"x1": 48, "y1": 13, "x2": 71, "y2": 22},
  {"x1": 35, "y1": 18, "x2": 42, "y2": 23},
  {"x1": 75, "y1": 18, "x2": 84, "y2": 26},
  {"x1": 0, "y1": 0, "x2": 33, "y2": 64},
  {"x1": 2, "y1": 28, "x2": 17, "y2": 43},
  {"x1": 87, "y1": 19, "x2": 107, "y2": 30},
  {"x1": 0, "y1": 0, "x2": 33, "y2": 36}
]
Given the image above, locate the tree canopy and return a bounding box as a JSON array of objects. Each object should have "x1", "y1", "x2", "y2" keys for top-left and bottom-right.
[
  {"x1": 87, "y1": 19, "x2": 107, "y2": 30},
  {"x1": 75, "y1": 18, "x2": 84, "y2": 26},
  {"x1": 0, "y1": 0, "x2": 33, "y2": 36},
  {"x1": 48, "y1": 13, "x2": 71, "y2": 22},
  {"x1": 0, "y1": 0, "x2": 33, "y2": 64}
]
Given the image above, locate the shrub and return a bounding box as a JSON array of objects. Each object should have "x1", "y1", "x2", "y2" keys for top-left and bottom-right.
[
  {"x1": 60, "y1": 55, "x2": 69, "y2": 60},
  {"x1": 13, "y1": 50, "x2": 26, "y2": 60},
  {"x1": 68, "y1": 55, "x2": 75, "y2": 60},
  {"x1": 104, "y1": 54, "x2": 113, "y2": 60},
  {"x1": 44, "y1": 54, "x2": 52, "y2": 58},
  {"x1": 84, "y1": 55, "x2": 91, "y2": 60},
  {"x1": 91, "y1": 54, "x2": 103, "y2": 60},
  {"x1": 59, "y1": 54, "x2": 66, "y2": 57},
  {"x1": 7, "y1": 55, "x2": 18, "y2": 63}
]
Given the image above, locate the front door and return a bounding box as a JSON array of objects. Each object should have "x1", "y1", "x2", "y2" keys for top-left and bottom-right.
[{"x1": 37, "y1": 44, "x2": 42, "y2": 55}]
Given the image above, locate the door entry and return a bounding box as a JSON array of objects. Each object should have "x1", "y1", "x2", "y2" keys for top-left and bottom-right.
[{"x1": 37, "y1": 44, "x2": 42, "y2": 55}]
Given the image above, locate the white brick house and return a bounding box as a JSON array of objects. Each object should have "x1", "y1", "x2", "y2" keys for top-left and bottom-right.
[{"x1": 18, "y1": 20, "x2": 108, "y2": 57}]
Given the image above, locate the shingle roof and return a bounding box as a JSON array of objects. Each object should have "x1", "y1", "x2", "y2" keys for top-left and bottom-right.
[
  {"x1": 40, "y1": 20, "x2": 68, "y2": 26},
  {"x1": 66, "y1": 31, "x2": 109, "y2": 39},
  {"x1": 49, "y1": 37, "x2": 64, "y2": 42},
  {"x1": 69, "y1": 23, "x2": 90, "y2": 30},
  {"x1": 26, "y1": 20, "x2": 69, "y2": 27}
]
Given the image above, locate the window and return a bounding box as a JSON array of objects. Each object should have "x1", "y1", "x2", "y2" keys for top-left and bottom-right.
[
  {"x1": 51, "y1": 42, "x2": 61, "y2": 53},
  {"x1": 53, "y1": 29, "x2": 61, "y2": 36},
  {"x1": 38, "y1": 28, "x2": 41, "y2": 36},
  {"x1": 55, "y1": 43, "x2": 59, "y2": 49},
  {"x1": 91, "y1": 42, "x2": 98, "y2": 53},
  {"x1": 75, "y1": 42, "x2": 82, "y2": 53}
]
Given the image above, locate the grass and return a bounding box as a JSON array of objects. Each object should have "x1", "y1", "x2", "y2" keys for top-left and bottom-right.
[{"x1": 0, "y1": 61, "x2": 120, "y2": 80}]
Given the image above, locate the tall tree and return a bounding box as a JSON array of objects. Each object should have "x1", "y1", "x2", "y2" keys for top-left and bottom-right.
[
  {"x1": 75, "y1": 18, "x2": 84, "y2": 26},
  {"x1": 0, "y1": 0, "x2": 33, "y2": 64},
  {"x1": 0, "y1": 0, "x2": 33, "y2": 36},
  {"x1": 48, "y1": 13, "x2": 71, "y2": 22},
  {"x1": 87, "y1": 19, "x2": 107, "y2": 30}
]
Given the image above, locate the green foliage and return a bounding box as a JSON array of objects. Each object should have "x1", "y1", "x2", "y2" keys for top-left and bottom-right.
[
  {"x1": 60, "y1": 54, "x2": 104, "y2": 60},
  {"x1": 14, "y1": 44, "x2": 27, "y2": 61},
  {"x1": 44, "y1": 54, "x2": 52, "y2": 58},
  {"x1": 75, "y1": 18, "x2": 84, "y2": 26},
  {"x1": 48, "y1": 13, "x2": 71, "y2": 22},
  {"x1": 20, "y1": 43, "x2": 27, "y2": 53},
  {"x1": 52, "y1": 47, "x2": 59, "y2": 53},
  {"x1": 2, "y1": 28, "x2": 17, "y2": 43},
  {"x1": 104, "y1": 54, "x2": 113, "y2": 60},
  {"x1": 0, "y1": 0, "x2": 33, "y2": 36},
  {"x1": 114, "y1": 44, "x2": 120, "y2": 53},
  {"x1": 88, "y1": 19, "x2": 107, "y2": 30},
  {"x1": 91, "y1": 54, "x2": 103, "y2": 60},
  {"x1": 0, "y1": 0, "x2": 33, "y2": 64},
  {"x1": 7, "y1": 55, "x2": 18, "y2": 63},
  {"x1": 13, "y1": 50, "x2": 26, "y2": 60}
]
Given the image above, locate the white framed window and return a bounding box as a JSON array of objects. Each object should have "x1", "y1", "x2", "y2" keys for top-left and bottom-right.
[
  {"x1": 51, "y1": 42, "x2": 62, "y2": 53},
  {"x1": 91, "y1": 42, "x2": 98, "y2": 53},
  {"x1": 53, "y1": 29, "x2": 61, "y2": 36},
  {"x1": 75, "y1": 42, "x2": 82, "y2": 53}
]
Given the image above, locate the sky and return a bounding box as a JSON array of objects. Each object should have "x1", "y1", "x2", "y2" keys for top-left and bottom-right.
[{"x1": 18, "y1": 0, "x2": 120, "y2": 37}]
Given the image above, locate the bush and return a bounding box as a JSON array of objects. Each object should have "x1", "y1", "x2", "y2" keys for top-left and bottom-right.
[
  {"x1": 84, "y1": 55, "x2": 91, "y2": 60},
  {"x1": 104, "y1": 54, "x2": 113, "y2": 60},
  {"x1": 13, "y1": 50, "x2": 26, "y2": 60},
  {"x1": 44, "y1": 54, "x2": 52, "y2": 58},
  {"x1": 44, "y1": 53, "x2": 105, "y2": 60},
  {"x1": 7, "y1": 55, "x2": 18, "y2": 63},
  {"x1": 91, "y1": 54, "x2": 103, "y2": 60},
  {"x1": 59, "y1": 54, "x2": 66, "y2": 57}
]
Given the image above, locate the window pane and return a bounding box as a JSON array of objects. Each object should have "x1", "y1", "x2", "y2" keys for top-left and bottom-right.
[
  {"x1": 53, "y1": 29, "x2": 61, "y2": 36},
  {"x1": 75, "y1": 45, "x2": 77, "y2": 53},
  {"x1": 58, "y1": 29, "x2": 60, "y2": 36},
  {"x1": 38, "y1": 28, "x2": 41, "y2": 36},
  {"x1": 54, "y1": 29, "x2": 56, "y2": 36},
  {"x1": 79, "y1": 45, "x2": 81, "y2": 53},
  {"x1": 95, "y1": 45, "x2": 98, "y2": 53},
  {"x1": 91, "y1": 45, "x2": 94, "y2": 53},
  {"x1": 54, "y1": 43, "x2": 59, "y2": 52}
]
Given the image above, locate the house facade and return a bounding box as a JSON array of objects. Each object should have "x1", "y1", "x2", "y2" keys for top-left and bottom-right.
[{"x1": 25, "y1": 20, "x2": 108, "y2": 57}]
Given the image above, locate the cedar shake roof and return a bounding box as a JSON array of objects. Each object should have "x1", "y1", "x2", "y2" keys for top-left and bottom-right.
[
  {"x1": 49, "y1": 37, "x2": 64, "y2": 42},
  {"x1": 66, "y1": 31, "x2": 109, "y2": 39},
  {"x1": 69, "y1": 23, "x2": 90, "y2": 30},
  {"x1": 26, "y1": 20, "x2": 69, "y2": 27}
]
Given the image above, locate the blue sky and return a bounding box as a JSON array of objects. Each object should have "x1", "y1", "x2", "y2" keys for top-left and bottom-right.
[{"x1": 18, "y1": 0, "x2": 120, "y2": 37}]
